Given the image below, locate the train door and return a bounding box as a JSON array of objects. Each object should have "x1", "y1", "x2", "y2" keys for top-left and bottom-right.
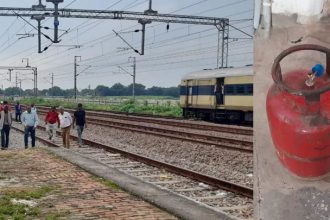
[
  {"x1": 216, "y1": 78, "x2": 224, "y2": 105},
  {"x1": 184, "y1": 81, "x2": 189, "y2": 107},
  {"x1": 187, "y1": 80, "x2": 193, "y2": 106}
]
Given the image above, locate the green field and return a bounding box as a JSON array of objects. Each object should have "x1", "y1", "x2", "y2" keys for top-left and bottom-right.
[
  {"x1": 19, "y1": 97, "x2": 182, "y2": 117},
  {"x1": 92, "y1": 96, "x2": 178, "y2": 100}
]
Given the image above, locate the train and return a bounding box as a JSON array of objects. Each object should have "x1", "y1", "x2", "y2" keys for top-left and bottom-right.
[{"x1": 179, "y1": 66, "x2": 253, "y2": 124}]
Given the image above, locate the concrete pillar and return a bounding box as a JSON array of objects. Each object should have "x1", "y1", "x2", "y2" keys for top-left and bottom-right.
[{"x1": 254, "y1": 1, "x2": 330, "y2": 219}]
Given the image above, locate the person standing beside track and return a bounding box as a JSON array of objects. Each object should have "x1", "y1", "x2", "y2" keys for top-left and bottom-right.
[
  {"x1": 58, "y1": 106, "x2": 72, "y2": 148},
  {"x1": 31, "y1": 103, "x2": 37, "y2": 114},
  {"x1": 45, "y1": 106, "x2": 59, "y2": 142},
  {"x1": 0, "y1": 105, "x2": 12, "y2": 150},
  {"x1": 0, "y1": 101, "x2": 9, "y2": 111},
  {"x1": 73, "y1": 103, "x2": 87, "y2": 147},
  {"x1": 15, "y1": 101, "x2": 22, "y2": 122},
  {"x1": 21, "y1": 106, "x2": 39, "y2": 149},
  {"x1": 2, "y1": 101, "x2": 10, "y2": 111}
]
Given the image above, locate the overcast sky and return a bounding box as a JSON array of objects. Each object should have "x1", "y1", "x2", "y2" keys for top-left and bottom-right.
[{"x1": 0, "y1": 0, "x2": 253, "y2": 90}]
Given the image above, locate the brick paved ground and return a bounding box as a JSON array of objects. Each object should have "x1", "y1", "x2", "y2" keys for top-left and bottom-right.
[{"x1": 0, "y1": 132, "x2": 177, "y2": 220}]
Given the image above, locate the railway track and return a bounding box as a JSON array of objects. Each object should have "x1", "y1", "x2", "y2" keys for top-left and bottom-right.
[
  {"x1": 12, "y1": 123, "x2": 253, "y2": 219},
  {"x1": 35, "y1": 108, "x2": 253, "y2": 153},
  {"x1": 34, "y1": 105, "x2": 253, "y2": 136}
]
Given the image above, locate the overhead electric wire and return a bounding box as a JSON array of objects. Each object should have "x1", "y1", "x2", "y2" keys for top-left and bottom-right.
[
  {"x1": 14, "y1": 0, "x2": 131, "y2": 61},
  {"x1": 0, "y1": 0, "x2": 81, "y2": 63},
  {"x1": 0, "y1": 20, "x2": 28, "y2": 50},
  {"x1": 123, "y1": 0, "x2": 149, "y2": 10},
  {"x1": 0, "y1": 18, "x2": 18, "y2": 42},
  {"x1": 56, "y1": 52, "x2": 253, "y2": 81},
  {"x1": 80, "y1": 20, "x2": 252, "y2": 65},
  {"x1": 0, "y1": 1, "x2": 253, "y2": 88},
  {"x1": 196, "y1": 0, "x2": 248, "y2": 15},
  {"x1": 50, "y1": 46, "x2": 252, "y2": 79},
  {"x1": 37, "y1": 23, "x2": 249, "y2": 76},
  {"x1": 5, "y1": 0, "x2": 238, "y2": 65},
  {"x1": 7, "y1": 0, "x2": 246, "y2": 58},
  {"x1": 28, "y1": 0, "x2": 217, "y2": 65},
  {"x1": 70, "y1": 17, "x2": 252, "y2": 65}
]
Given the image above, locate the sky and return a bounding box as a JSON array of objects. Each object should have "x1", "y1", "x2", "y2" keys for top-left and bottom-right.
[{"x1": 0, "y1": 0, "x2": 253, "y2": 90}]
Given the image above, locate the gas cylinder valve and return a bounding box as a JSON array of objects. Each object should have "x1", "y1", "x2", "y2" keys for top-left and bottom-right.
[
  {"x1": 305, "y1": 64, "x2": 324, "y2": 87},
  {"x1": 305, "y1": 72, "x2": 315, "y2": 87}
]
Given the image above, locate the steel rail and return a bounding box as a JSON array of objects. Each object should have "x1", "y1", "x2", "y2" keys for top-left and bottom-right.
[
  {"x1": 36, "y1": 110, "x2": 253, "y2": 153},
  {"x1": 35, "y1": 106, "x2": 253, "y2": 136},
  {"x1": 11, "y1": 125, "x2": 253, "y2": 198}
]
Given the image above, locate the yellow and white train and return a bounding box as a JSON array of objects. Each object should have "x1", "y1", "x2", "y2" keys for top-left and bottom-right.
[{"x1": 180, "y1": 66, "x2": 253, "y2": 123}]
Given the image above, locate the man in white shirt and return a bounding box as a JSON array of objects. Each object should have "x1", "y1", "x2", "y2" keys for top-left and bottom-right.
[
  {"x1": 58, "y1": 106, "x2": 72, "y2": 148},
  {"x1": 21, "y1": 106, "x2": 39, "y2": 149},
  {"x1": 31, "y1": 103, "x2": 37, "y2": 114}
]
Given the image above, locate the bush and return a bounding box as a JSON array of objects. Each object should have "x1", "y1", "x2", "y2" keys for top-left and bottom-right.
[{"x1": 19, "y1": 97, "x2": 182, "y2": 117}]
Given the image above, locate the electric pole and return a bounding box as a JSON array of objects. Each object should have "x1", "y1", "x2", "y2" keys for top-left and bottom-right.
[
  {"x1": 74, "y1": 56, "x2": 81, "y2": 100},
  {"x1": 15, "y1": 72, "x2": 18, "y2": 88},
  {"x1": 21, "y1": 58, "x2": 38, "y2": 96},
  {"x1": 32, "y1": 68, "x2": 38, "y2": 97},
  {"x1": 129, "y1": 57, "x2": 136, "y2": 100},
  {"x1": 19, "y1": 79, "x2": 22, "y2": 97},
  {"x1": 51, "y1": 73, "x2": 54, "y2": 96},
  {"x1": 46, "y1": 0, "x2": 64, "y2": 43},
  {"x1": 0, "y1": 64, "x2": 38, "y2": 96},
  {"x1": 8, "y1": 69, "x2": 12, "y2": 81},
  {"x1": 116, "y1": 57, "x2": 136, "y2": 101},
  {"x1": 22, "y1": 58, "x2": 30, "y2": 67},
  {"x1": 31, "y1": 15, "x2": 45, "y2": 53}
]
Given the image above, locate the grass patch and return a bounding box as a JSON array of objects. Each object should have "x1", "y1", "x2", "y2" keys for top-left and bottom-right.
[
  {"x1": 91, "y1": 176, "x2": 121, "y2": 190},
  {"x1": 3, "y1": 186, "x2": 56, "y2": 200},
  {"x1": 0, "y1": 196, "x2": 40, "y2": 219},
  {"x1": 103, "y1": 96, "x2": 177, "y2": 100},
  {"x1": 0, "y1": 186, "x2": 56, "y2": 219},
  {"x1": 19, "y1": 97, "x2": 183, "y2": 117}
]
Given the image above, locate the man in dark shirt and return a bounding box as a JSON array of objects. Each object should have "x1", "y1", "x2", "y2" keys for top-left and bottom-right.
[
  {"x1": 15, "y1": 101, "x2": 22, "y2": 122},
  {"x1": 72, "y1": 103, "x2": 86, "y2": 147}
]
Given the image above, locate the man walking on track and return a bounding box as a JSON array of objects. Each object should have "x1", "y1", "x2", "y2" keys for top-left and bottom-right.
[
  {"x1": 73, "y1": 103, "x2": 87, "y2": 147},
  {"x1": 21, "y1": 106, "x2": 39, "y2": 149},
  {"x1": 45, "y1": 106, "x2": 59, "y2": 142},
  {"x1": 0, "y1": 105, "x2": 12, "y2": 150},
  {"x1": 58, "y1": 106, "x2": 72, "y2": 148},
  {"x1": 15, "y1": 101, "x2": 22, "y2": 122}
]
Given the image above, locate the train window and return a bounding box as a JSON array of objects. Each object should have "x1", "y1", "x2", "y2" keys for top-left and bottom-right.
[
  {"x1": 236, "y1": 85, "x2": 245, "y2": 94},
  {"x1": 189, "y1": 87, "x2": 192, "y2": 95},
  {"x1": 246, "y1": 84, "x2": 253, "y2": 94},
  {"x1": 224, "y1": 85, "x2": 234, "y2": 95},
  {"x1": 180, "y1": 86, "x2": 188, "y2": 95},
  {"x1": 224, "y1": 84, "x2": 253, "y2": 95}
]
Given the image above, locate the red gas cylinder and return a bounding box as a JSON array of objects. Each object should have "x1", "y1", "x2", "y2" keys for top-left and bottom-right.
[{"x1": 266, "y1": 44, "x2": 330, "y2": 179}]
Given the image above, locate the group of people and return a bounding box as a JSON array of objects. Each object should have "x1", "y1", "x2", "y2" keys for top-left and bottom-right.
[
  {"x1": 0, "y1": 101, "x2": 86, "y2": 150},
  {"x1": 44, "y1": 103, "x2": 87, "y2": 148}
]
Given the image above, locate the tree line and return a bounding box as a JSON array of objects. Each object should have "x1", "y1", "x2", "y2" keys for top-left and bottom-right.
[{"x1": 0, "y1": 83, "x2": 179, "y2": 98}]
